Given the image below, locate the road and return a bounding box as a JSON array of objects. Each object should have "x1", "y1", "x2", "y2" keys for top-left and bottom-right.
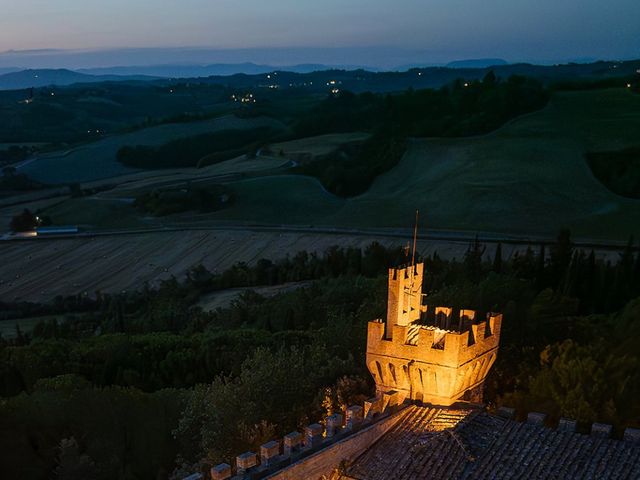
[{"x1": 2, "y1": 222, "x2": 634, "y2": 252}]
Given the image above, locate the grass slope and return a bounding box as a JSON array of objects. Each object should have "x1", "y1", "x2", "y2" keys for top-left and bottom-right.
[
  {"x1": 211, "y1": 175, "x2": 344, "y2": 224},
  {"x1": 18, "y1": 115, "x2": 283, "y2": 184},
  {"x1": 31, "y1": 89, "x2": 640, "y2": 241},
  {"x1": 269, "y1": 132, "x2": 370, "y2": 159},
  {"x1": 213, "y1": 88, "x2": 640, "y2": 239}
]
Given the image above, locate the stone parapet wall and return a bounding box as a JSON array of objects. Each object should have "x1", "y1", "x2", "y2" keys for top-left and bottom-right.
[
  {"x1": 366, "y1": 309, "x2": 502, "y2": 405},
  {"x1": 265, "y1": 407, "x2": 408, "y2": 480},
  {"x1": 194, "y1": 393, "x2": 407, "y2": 480}
]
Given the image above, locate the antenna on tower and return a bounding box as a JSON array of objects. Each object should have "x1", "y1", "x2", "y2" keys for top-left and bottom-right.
[{"x1": 411, "y1": 209, "x2": 419, "y2": 270}]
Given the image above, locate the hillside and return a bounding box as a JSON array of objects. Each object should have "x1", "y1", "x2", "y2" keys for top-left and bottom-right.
[
  {"x1": 447, "y1": 58, "x2": 509, "y2": 68},
  {"x1": 0, "y1": 81, "x2": 236, "y2": 144},
  {"x1": 1, "y1": 60, "x2": 636, "y2": 147},
  {"x1": 77, "y1": 63, "x2": 338, "y2": 78},
  {"x1": 18, "y1": 115, "x2": 284, "y2": 183},
  {"x1": 0, "y1": 68, "x2": 157, "y2": 90},
  {"x1": 203, "y1": 88, "x2": 640, "y2": 240},
  {"x1": 16, "y1": 87, "x2": 640, "y2": 242},
  {"x1": 1, "y1": 60, "x2": 638, "y2": 94}
]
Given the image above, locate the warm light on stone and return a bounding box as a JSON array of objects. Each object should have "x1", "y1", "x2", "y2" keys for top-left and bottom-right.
[{"x1": 366, "y1": 262, "x2": 503, "y2": 406}]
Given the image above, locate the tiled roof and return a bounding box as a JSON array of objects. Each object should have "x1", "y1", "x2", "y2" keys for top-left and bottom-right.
[{"x1": 345, "y1": 405, "x2": 640, "y2": 480}]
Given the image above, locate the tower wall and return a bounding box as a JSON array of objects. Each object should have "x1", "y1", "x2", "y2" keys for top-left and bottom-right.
[
  {"x1": 366, "y1": 313, "x2": 501, "y2": 406},
  {"x1": 386, "y1": 263, "x2": 424, "y2": 338}
]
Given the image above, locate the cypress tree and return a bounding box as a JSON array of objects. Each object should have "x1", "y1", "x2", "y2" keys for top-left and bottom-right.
[
  {"x1": 550, "y1": 229, "x2": 573, "y2": 288},
  {"x1": 585, "y1": 250, "x2": 597, "y2": 313},
  {"x1": 492, "y1": 242, "x2": 503, "y2": 273},
  {"x1": 535, "y1": 243, "x2": 546, "y2": 290}
]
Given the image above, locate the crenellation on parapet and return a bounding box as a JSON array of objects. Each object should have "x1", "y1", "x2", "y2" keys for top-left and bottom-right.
[{"x1": 367, "y1": 262, "x2": 503, "y2": 406}]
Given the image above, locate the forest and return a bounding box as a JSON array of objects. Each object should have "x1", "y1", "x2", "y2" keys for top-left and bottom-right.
[{"x1": 1, "y1": 233, "x2": 640, "y2": 478}]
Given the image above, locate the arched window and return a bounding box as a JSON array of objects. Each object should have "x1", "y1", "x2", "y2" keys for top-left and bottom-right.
[
  {"x1": 375, "y1": 361, "x2": 384, "y2": 383},
  {"x1": 388, "y1": 363, "x2": 397, "y2": 384}
]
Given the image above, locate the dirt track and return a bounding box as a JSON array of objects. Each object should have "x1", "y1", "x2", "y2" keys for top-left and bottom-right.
[{"x1": 197, "y1": 281, "x2": 311, "y2": 312}]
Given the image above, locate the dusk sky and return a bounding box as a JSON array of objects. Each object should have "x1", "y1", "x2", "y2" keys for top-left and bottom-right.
[{"x1": 1, "y1": 0, "x2": 639, "y2": 66}]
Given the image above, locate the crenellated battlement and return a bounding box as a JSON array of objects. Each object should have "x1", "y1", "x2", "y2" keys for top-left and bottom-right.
[
  {"x1": 367, "y1": 262, "x2": 503, "y2": 406},
  {"x1": 205, "y1": 397, "x2": 404, "y2": 480},
  {"x1": 369, "y1": 308, "x2": 502, "y2": 353}
]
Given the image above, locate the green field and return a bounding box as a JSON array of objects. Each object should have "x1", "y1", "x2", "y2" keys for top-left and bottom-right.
[
  {"x1": 201, "y1": 88, "x2": 640, "y2": 239},
  {"x1": 37, "y1": 153, "x2": 296, "y2": 229},
  {"x1": 212, "y1": 175, "x2": 345, "y2": 223},
  {"x1": 43, "y1": 197, "x2": 146, "y2": 229},
  {"x1": 34, "y1": 88, "x2": 640, "y2": 240},
  {"x1": 269, "y1": 132, "x2": 370, "y2": 159},
  {"x1": 18, "y1": 115, "x2": 284, "y2": 184}
]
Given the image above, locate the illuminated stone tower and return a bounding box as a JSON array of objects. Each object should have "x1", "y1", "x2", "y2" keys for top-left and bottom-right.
[
  {"x1": 366, "y1": 262, "x2": 502, "y2": 406},
  {"x1": 385, "y1": 262, "x2": 425, "y2": 335}
]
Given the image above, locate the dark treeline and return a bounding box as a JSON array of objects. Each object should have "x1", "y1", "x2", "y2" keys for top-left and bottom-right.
[
  {"x1": 133, "y1": 184, "x2": 233, "y2": 216},
  {"x1": 295, "y1": 132, "x2": 406, "y2": 197},
  {"x1": 1, "y1": 165, "x2": 43, "y2": 195},
  {"x1": 587, "y1": 146, "x2": 640, "y2": 199},
  {"x1": 295, "y1": 73, "x2": 548, "y2": 139},
  {"x1": 116, "y1": 126, "x2": 280, "y2": 169},
  {"x1": 551, "y1": 76, "x2": 639, "y2": 92},
  {"x1": 294, "y1": 73, "x2": 548, "y2": 196},
  {"x1": 1, "y1": 242, "x2": 403, "y2": 325},
  {"x1": 2, "y1": 233, "x2": 640, "y2": 478},
  {"x1": 0, "y1": 145, "x2": 32, "y2": 163}
]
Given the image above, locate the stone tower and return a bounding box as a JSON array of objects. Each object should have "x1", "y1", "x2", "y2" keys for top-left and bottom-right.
[
  {"x1": 386, "y1": 263, "x2": 424, "y2": 336},
  {"x1": 366, "y1": 262, "x2": 502, "y2": 406}
]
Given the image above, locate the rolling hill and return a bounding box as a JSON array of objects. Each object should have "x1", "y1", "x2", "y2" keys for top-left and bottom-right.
[
  {"x1": 18, "y1": 115, "x2": 284, "y2": 184},
  {"x1": 204, "y1": 88, "x2": 640, "y2": 240},
  {"x1": 2, "y1": 59, "x2": 638, "y2": 93},
  {"x1": 0, "y1": 69, "x2": 157, "y2": 90},
  {"x1": 7, "y1": 78, "x2": 640, "y2": 242}
]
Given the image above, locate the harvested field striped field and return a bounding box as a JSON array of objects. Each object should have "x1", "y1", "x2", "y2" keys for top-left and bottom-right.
[{"x1": 0, "y1": 229, "x2": 535, "y2": 303}]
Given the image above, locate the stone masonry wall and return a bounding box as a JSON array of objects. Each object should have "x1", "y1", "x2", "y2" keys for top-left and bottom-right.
[{"x1": 265, "y1": 407, "x2": 410, "y2": 480}]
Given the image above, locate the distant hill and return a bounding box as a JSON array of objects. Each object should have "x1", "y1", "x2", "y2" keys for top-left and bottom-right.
[
  {"x1": 176, "y1": 60, "x2": 640, "y2": 94},
  {"x1": 77, "y1": 63, "x2": 350, "y2": 78},
  {"x1": 0, "y1": 63, "x2": 366, "y2": 90},
  {"x1": 0, "y1": 67, "x2": 20, "y2": 75},
  {"x1": 0, "y1": 69, "x2": 157, "y2": 90},
  {"x1": 1, "y1": 59, "x2": 638, "y2": 93},
  {"x1": 446, "y1": 58, "x2": 508, "y2": 68}
]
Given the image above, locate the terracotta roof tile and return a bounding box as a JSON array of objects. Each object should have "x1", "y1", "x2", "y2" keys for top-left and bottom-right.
[{"x1": 345, "y1": 405, "x2": 640, "y2": 480}]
